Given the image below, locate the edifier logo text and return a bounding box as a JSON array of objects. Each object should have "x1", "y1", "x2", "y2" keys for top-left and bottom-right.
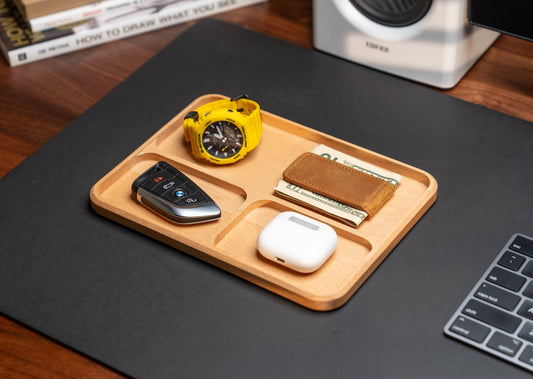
[{"x1": 365, "y1": 41, "x2": 389, "y2": 53}]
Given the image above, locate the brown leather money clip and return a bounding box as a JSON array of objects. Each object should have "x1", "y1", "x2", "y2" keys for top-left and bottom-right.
[{"x1": 283, "y1": 152, "x2": 395, "y2": 217}]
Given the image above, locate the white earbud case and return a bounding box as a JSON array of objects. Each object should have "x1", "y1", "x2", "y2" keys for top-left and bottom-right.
[{"x1": 257, "y1": 211, "x2": 337, "y2": 273}]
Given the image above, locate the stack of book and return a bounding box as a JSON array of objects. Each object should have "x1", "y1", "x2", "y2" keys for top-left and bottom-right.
[{"x1": 0, "y1": 0, "x2": 265, "y2": 66}]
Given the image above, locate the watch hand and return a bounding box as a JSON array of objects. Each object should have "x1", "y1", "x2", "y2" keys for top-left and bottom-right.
[{"x1": 215, "y1": 125, "x2": 224, "y2": 138}]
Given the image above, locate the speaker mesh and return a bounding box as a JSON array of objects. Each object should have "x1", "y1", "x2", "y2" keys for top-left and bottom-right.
[{"x1": 349, "y1": 0, "x2": 433, "y2": 27}]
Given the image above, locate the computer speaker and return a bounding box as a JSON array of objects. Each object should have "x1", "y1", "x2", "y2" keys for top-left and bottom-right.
[{"x1": 313, "y1": 0, "x2": 500, "y2": 88}]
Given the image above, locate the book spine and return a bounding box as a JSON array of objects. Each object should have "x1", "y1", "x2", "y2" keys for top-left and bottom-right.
[
  {"x1": 28, "y1": 0, "x2": 160, "y2": 32},
  {"x1": 5, "y1": 0, "x2": 266, "y2": 66}
]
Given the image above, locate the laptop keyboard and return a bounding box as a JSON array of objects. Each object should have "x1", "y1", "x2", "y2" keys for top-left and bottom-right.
[{"x1": 444, "y1": 233, "x2": 533, "y2": 372}]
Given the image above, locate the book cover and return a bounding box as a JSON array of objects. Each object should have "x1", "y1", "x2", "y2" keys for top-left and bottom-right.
[
  {"x1": 29, "y1": 0, "x2": 163, "y2": 32},
  {"x1": 12, "y1": 0, "x2": 98, "y2": 19},
  {"x1": 0, "y1": 0, "x2": 265, "y2": 66}
]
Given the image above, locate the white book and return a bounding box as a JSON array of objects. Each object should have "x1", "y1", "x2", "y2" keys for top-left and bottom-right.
[
  {"x1": 29, "y1": 0, "x2": 166, "y2": 32},
  {"x1": 0, "y1": 0, "x2": 266, "y2": 67}
]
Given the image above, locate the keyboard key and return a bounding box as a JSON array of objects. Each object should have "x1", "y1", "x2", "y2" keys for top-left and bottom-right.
[
  {"x1": 509, "y1": 235, "x2": 533, "y2": 258},
  {"x1": 474, "y1": 282, "x2": 521, "y2": 311},
  {"x1": 519, "y1": 345, "x2": 533, "y2": 366},
  {"x1": 498, "y1": 250, "x2": 526, "y2": 271},
  {"x1": 519, "y1": 322, "x2": 533, "y2": 343},
  {"x1": 448, "y1": 316, "x2": 490, "y2": 343},
  {"x1": 462, "y1": 299, "x2": 521, "y2": 333},
  {"x1": 487, "y1": 331, "x2": 522, "y2": 357},
  {"x1": 523, "y1": 282, "x2": 533, "y2": 298},
  {"x1": 486, "y1": 266, "x2": 526, "y2": 292},
  {"x1": 522, "y1": 261, "x2": 533, "y2": 279},
  {"x1": 518, "y1": 300, "x2": 533, "y2": 321}
]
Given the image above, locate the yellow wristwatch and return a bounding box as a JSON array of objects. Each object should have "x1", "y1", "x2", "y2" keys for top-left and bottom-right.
[{"x1": 183, "y1": 95, "x2": 262, "y2": 165}]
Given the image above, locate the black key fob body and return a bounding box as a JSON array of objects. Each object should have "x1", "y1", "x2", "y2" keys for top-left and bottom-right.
[{"x1": 132, "y1": 161, "x2": 221, "y2": 224}]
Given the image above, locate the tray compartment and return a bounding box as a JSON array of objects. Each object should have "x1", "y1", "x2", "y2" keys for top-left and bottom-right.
[
  {"x1": 214, "y1": 200, "x2": 374, "y2": 308},
  {"x1": 90, "y1": 153, "x2": 248, "y2": 239},
  {"x1": 150, "y1": 110, "x2": 322, "y2": 201}
]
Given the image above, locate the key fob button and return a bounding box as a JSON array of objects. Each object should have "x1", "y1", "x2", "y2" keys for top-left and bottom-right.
[
  {"x1": 140, "y1": 178, "x2": 162, "y2": 191},
  {"x1": 162, "y1": 187, "x2": 189, "y2": 203},
  {"x1": 173, "y1": 189, "x2": 187, "y2": 198},
  {"x1": 177, "y1": 192, "x2": 207, "y2": 207},
  {"x1": 151, "y1": 180, "x2": 177, "y2": 196}
]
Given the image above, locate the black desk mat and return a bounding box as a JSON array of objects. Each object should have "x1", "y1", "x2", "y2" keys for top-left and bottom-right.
[{"x1": 1, "y1": 19, "x2": 533, "y2": 378}]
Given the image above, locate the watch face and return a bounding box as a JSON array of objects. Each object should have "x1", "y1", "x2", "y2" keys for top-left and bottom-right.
[{"x1": 202, "y1": 121, "x2": 244, "y2": 159}]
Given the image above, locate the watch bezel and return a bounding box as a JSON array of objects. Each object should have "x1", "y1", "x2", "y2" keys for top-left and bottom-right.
[{"x1": 197, "y1": 112, "x2": 248, "y2": 164}]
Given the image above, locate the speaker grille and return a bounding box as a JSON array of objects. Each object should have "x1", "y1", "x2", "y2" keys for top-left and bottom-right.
[{"x1": 349, "y1": 0, "x2": 432, "y2": 27}]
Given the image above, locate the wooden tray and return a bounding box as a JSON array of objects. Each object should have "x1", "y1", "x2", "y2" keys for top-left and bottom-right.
[{"x1": 90, "y1": 94, "x2": 437, "y2": 311}]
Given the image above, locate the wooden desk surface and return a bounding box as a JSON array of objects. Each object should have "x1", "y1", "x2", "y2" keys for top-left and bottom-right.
[{"x1": 0, "y1": 1, "x2": 532, "y2": 377}]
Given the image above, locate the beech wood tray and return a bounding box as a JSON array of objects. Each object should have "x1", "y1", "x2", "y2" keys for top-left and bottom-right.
[{"x1": 90, "y1": 94, "x2": 438, "y2": 311}]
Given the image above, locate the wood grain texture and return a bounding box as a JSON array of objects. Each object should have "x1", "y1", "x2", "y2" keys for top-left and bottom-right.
[{"x1": 0, "y1": 0, "x2": 531, "y2": 376}]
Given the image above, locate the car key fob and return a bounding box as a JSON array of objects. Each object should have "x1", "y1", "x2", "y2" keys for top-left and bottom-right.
[{"x1": 131, "y1": 161, "x2": 221, "y2": 224}]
